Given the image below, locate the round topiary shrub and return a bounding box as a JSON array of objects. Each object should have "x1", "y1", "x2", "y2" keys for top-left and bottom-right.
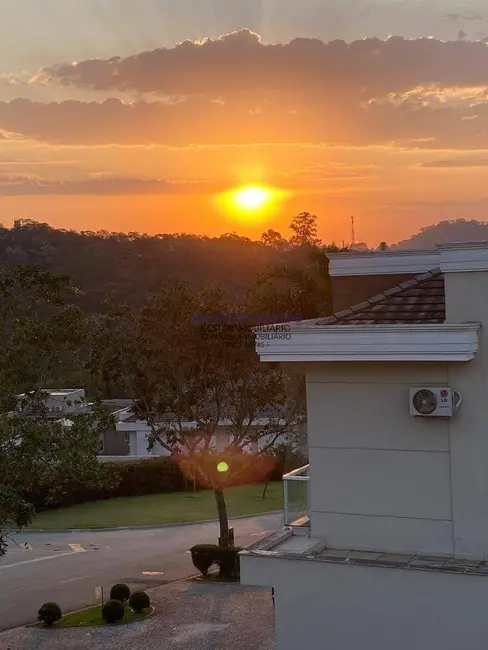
[
  {"x1": 37, "y1": 602, "x2": 62, "y2": 627},
  {"x1": 101, "y1": 599, "x2": 125, "y2": 623},
  {"x1": 129, "y1": 590, "x2": 151, "y2": 613},
  {"x1": 190, "y1": 543, "x2": 218, "y2": 577},
  {"x1": 109, "y1": 583, "x2": 131, "y2": 602}
]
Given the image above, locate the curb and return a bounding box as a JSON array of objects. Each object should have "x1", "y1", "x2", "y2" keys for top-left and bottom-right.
[
  {"x1": 29, "y1": 605, "x2": 156, "y2": 629},
  {"x1": 21, "y1": 511, "x2": 282, "y2": 534},
  {"x1": 23, "y1": 576, "x2": 200, "y2": 631}
]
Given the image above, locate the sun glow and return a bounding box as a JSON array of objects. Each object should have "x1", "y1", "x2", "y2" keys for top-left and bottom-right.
[
  {"x1": 218, "y1": 184, "x2": 286, "y2": 225},
  {"x1": 232, "y1": 185, "x2": 273, "y2": 211}
]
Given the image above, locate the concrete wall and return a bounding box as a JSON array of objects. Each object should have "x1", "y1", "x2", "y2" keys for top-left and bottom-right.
[
  {"x1": 100, "y1": 426, "x2": 130, "y2": 456},
  {"x1": 240, "y1": 554, "x2": 488, "y2": 650},
  {"x1": 305, "y1": 362, "x2": 454, "y2": 555},
  {"x1": 445, "y1": 271, "x2": 488, "y2": 558}
]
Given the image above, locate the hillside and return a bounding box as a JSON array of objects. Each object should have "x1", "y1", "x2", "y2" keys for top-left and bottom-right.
[
  {"x1": 0, "y1": 220, "x2": 285, "y2": 311},
  {"x1": 397, "y1": 219, "x2": 488, "y2": 250},
  {"x1": 3, "y1": 218, "x2": 488, "y2": 312}
]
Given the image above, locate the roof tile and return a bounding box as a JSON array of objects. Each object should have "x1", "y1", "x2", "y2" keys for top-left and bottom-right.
[{"x1": 317, "y1": 268, "x2": 445, "y2": 326}]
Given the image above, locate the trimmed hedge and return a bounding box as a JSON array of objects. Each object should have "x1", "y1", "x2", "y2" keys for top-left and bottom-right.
[
  {"x1": 110, "y1": 583, "x2": 131, "y2": 602},
  {"x1": 37, "y1": 602, "x2": 62, "y2": 627},
  {"x1": 267, "y1": 445, "x2": 308, "y2": 482},
  {"x1": 190, "y1": 543, "x2": 218, "y2": 577},
  {"x1": 190, "y1": 543, "x2": 243, "y2": 579},
  {"x1": 215, "y1": 545, "x2": 244, "y2": 579},
  {"x1": 27, "y1": 449, "x2": 291, "y2": 513},
  {"x1": 102, "y1": 599, "x2": 125, "y2": 623},
  {"x1": 129, "y1": 590, "x2": 151, "y2": 613},
  {"x1": 28, "y1": 457, "x2": 192, "y2": 511}
]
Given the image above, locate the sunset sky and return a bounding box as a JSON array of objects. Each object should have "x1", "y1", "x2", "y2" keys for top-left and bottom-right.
[{"x1": 1, "y1": 0, "x2": 488, "y2": 246}]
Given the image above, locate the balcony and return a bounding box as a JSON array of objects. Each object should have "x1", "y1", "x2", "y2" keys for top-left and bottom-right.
[{"x1": 283, "y1": 464, "x2": 310, "y2": 528}]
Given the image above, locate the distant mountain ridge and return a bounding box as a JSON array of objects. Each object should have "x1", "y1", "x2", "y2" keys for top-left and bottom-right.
[
  {"x1": 2, "y1": 219, "x2": 488, "y2": 311},
  {"x1": 395, "y1": 219, "x2": 488, "y2": 250}
]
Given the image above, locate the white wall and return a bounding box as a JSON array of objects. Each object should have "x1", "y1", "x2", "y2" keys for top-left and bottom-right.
[
  {"x1": 445, "y1": 271, "x2": 488, "y2": 558},
  {"x1": 241, "y1": 554, "x2": 488, "y2": 650},
  {"x1": 46, "y1": 389, "x2": 85, "y2": 414},
  {"x1": 305, "y1": 362, "x2": 454, "y2": 555},
  {"x1": 122, "y1": 423, "x2": 297, "y2": 458}
]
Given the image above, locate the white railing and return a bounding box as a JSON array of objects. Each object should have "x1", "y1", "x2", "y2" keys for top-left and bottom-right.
[{"x1": 283, "y1": 464, "x2": 310, "y2": 525}]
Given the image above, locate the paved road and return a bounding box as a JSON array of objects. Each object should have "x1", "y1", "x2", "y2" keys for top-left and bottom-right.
[{"x1": 0, "y1": 513, "x2": 281, "y2": 631}]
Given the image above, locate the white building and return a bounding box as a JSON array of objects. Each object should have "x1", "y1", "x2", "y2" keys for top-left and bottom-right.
[
  {"x1": 103, "y1": 410, "x2": 304, "y2": 460},
  {"x1": 240, "y1": 242, "x2": 488, "y2": 650},
  {"x1": 16, "y1": 388, "x2": 88, "y2": 417}
]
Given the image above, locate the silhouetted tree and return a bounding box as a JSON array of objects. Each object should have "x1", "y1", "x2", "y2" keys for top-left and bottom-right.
[
  {"x1": 261, "y1": 229, "x2": 287, "y2": 248},
  {"x1": 289, "y1": 213, "x2": 322, "y2": 247}
]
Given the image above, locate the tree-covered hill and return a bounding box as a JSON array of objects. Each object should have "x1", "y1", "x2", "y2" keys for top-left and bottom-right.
[{"x1": 0, "y1": 220, "x2": 287, "y2": 310}]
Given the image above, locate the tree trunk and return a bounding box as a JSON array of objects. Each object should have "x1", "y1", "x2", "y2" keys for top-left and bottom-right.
[
  {"x1": 214, "y1": 488, "x2": 230, "y2": 547},
  {"x1": 262, "y1": 477, "x2": 270, "y2": 499}
]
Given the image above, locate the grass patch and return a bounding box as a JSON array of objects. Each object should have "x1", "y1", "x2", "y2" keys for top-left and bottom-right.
[
  {"x1": 28, "y1": 482, "x2": 282, "y2": 530},
  {"x1": 36, "y1": 603, "x2": 152, "y2": 628}
]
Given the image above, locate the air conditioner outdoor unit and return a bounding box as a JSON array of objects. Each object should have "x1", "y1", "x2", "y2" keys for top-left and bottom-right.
[{"x1": 409, "y1": 387, "x2": 462, "y2": 418}]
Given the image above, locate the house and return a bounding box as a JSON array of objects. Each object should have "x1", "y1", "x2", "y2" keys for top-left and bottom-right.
[
  {"x1": 17, "y1": 389, "x2": 304, "y2": 461},
  {"x1": 15, "y1": 389, "x2": 133, "y2": 456},
  {"x1": 240, "y1": 242, "x2": 488, "y2": 650},
  {"x1": 105, "y1": 407, "x2": 306, "y2": 460},
  {"x1": 15, "y1": 388, "x2": 89, "y2": 417}
]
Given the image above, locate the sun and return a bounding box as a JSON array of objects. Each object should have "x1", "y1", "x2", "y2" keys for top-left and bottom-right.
[
  {"x1": 216, "y1": 183, "x2": 289, "y2": 226},
  {"x1": 219, "y1": 184, "x2": 277, "y2": 223},
  {"x1": 232, "y1": 186, "x2": 272, "y2": 211}
]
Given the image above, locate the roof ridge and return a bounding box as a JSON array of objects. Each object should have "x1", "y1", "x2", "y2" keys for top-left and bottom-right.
[{"x1": 317, "y1": 268, "x2": 442, "y2": 325}]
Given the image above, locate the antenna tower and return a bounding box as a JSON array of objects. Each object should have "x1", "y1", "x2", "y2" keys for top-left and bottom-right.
[{"x1": 351, "y1": 216, "x2": 355, "y2": 245}]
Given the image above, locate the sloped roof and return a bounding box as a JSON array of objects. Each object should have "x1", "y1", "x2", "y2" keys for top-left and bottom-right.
[
  {"x1": 317, "y1": 269, "x2": 445, "y2": 325},
  {"x1": 101, "y1": 399, "x2": 133, "y2": 414},
  {"x1": 120, "y1": 404, "x2": 293, "y2": 425}
]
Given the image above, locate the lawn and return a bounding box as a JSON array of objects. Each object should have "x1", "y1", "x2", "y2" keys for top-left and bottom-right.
[
  {"x1": 28, "y1": 482, "x2": 283, "y2": 530},
  {"x1": 36, "y1": 603, "x2": 151, "y2": 627}
]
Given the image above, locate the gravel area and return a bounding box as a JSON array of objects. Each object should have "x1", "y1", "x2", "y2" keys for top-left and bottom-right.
[{"x1": 0, "y1": 580, "x2": 275, "y2": 650}]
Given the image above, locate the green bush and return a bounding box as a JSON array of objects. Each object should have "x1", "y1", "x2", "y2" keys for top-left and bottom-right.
[
  {"x1": 129, "y1": 590, "x2": 151, "y2": 613},
  {"x1": 267, "y1": 445, "x2": 308, "y2": 481},
  {"x1": 190, "y1": 543, "x2": 218, "y2": 577},
  {"x1": 37, "y1": 602, "x2": 62, "y2": 627},
  {"x1": 214, "y1": 546, "x2": 244, "y2": 579},
  {"x1": 110, "y1": 583, "x2": 131, "y2": 602},
  {"x1": 190, "y1": 544, "x2": 243, "y2": 579},
  {"x1": 101, "y1": 599, "x2": 125, "y2": 623},
  {"x1": 28, "y1": 457, "x2": 192, "y2": 511}
]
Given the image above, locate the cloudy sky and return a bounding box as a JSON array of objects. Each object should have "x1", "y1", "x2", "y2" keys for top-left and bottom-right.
[{"x1": 1, "y1": 0, "x2": 488, "y2": 244}]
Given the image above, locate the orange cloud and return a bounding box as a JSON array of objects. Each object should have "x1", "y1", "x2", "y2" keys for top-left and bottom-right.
[
  {"x1": 0, "y1": 96, "x2": 487, "y2": 149},
  {"x1": 0, "y1": 33, "x2": 486, "y2": 150},
  {"x1": 0, "y1": 175, "x2": 225, "y2": 196},
  {"x1": 39, "y1": 31, "x2": 488, "y2": 100}
]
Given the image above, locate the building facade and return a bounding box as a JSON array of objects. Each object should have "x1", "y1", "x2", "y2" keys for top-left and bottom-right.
[{"x1": 240, "y1": 242, "x2": 488, "y2": 650}]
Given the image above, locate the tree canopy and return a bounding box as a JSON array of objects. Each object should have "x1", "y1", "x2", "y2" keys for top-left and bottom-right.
[
  {"x1": 89, "y1": 278, "x2": 305, "y2": 545},
  {"x1": 0, "y1": 267, "x2": 112, "y2": 554}
]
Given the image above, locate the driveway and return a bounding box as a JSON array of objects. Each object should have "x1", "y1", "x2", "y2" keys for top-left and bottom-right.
[
  {"x1": 0, "y1": 580, "x2": 275, "y2": 650},
  {"x1": 0, "y1": 513, "x2": 281, "y2": 631}
]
